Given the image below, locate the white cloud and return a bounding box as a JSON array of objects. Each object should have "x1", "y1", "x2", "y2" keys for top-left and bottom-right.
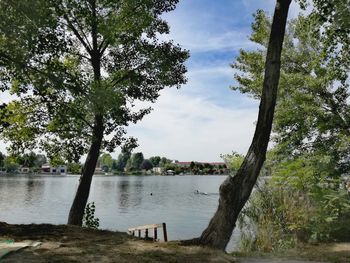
[
  {"x1": 165, "y1": 29, "x2": 255, "y2": 53},
  {"x1": 188, "y1": 66, "x2": 234, "y2": 79},
  {"x1": 0, "y1": 91, "x2": 15, "y2": 104},
  {"x1": 126, "y1": 89, "x2": 258, "y2": 162}
]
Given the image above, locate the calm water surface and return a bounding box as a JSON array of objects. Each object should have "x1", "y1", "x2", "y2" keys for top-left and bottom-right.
[{"x1": 0, "y1": 175, "x2": 239, "y2": 250}]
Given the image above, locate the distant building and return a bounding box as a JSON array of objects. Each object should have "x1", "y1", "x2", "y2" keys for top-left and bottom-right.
[
  {"x1": 41, "y1": 164, "x2": 67, "y2": 175},
  {"x1": 94, "y1": 167, "x2": 104, "y2": 174},
  {"x1": 152, "y1": 167, "x2": 164, "y2": 175},
  {"x1": 176, "y1": 161, "x2": 226, "y2": 167},
  {"x1": 19, "y1": 167, "x2": 30, "y2": 174}
]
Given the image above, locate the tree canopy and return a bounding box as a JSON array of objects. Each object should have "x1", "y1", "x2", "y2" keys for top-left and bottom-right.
[
  {"x1": 233, "y1": 11, "x2": 349, "y2": 178},
  {"x1": 0, "y1": 0, "x2": 188, "y2": 160}
]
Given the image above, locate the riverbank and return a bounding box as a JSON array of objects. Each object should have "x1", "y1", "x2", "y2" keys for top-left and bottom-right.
[
  {"x1": 1, "y1": 223, "x2": 350, "y2": 262},
  {"x1": 0, "y1": 222, "x2": 234, "y2": 262}
]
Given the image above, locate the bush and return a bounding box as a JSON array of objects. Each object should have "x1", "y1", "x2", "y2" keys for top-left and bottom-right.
[
  {"x1": 238, "y1": 177, "x2": 350, "y2": 252},
  {"x1": 83, "y1": 202, "x2": 100, "y2": 229}
]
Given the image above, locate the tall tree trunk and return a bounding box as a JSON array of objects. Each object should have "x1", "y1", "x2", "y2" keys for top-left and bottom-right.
[
  {"x1": 67, "y1": 0, "x2": 103, "y2": 225},
  {"x1": 185, "y1": 0, "x2": 292, "y2": 250},
  {"x1": 67, "y1": 115, "x2": 104, "y2": 225}
]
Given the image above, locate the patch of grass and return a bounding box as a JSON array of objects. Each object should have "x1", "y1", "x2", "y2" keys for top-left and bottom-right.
[{"x1": 232, "y1": 243, "x2": 350, "y2": 263}]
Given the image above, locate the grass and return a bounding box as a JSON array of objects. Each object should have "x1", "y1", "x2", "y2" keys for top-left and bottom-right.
[{"x1": 232, "y1": 242, "x2": 350, "y2": 263}]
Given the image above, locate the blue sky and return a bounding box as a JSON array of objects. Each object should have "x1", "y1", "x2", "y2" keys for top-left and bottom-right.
[
  {"x1": 126, "y1": 0, "x2": 302, "y2": 162},
  {"x1": 0, "y1": 0, "x2": 302, "y2": 162}
]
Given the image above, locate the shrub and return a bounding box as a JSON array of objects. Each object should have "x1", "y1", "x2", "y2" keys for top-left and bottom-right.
[{"x1": 83, "y1": 202, "x2": 100, "y2": 229}]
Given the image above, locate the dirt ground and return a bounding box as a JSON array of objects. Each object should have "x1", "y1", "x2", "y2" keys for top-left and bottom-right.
[
  {"x1": 0, "y1": 222, "x2": 349, "y2": 263},
  {"x1": 0, "y1": 222, "x2": 235, "y2": 263}
]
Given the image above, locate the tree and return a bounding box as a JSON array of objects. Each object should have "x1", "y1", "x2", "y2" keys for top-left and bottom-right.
[
  {"x1": 149, "y1": 156, "x2": 161, "y2": 167},
  {"x1": 111, "y1": 159, "x2": 118, "y2": 170},
  {"x1": 183, "y1": 0, "x2": 292, "y2": 250},
  {"x1": 34, "y1": 154, "x2": 47, "y2": 168},
  {"x1": 115, "y1": 147, "x2": 131, "y2": 172},
  {"x1": 159, "y1": 157, "x2": 172, "y2": 167},
  {"x1": 221, "y1": 152, "x2": 244, "y2": 174},
  {"x1": 233, "y1": 12, "x2": 349, "y2": 177},
  {"x1": 141, "y1": 159, "x2": 153, "y2": 171},
  {"x1": 3, "y1": 155, "x2": 18, "y2": 173},
  {"x1": 0, "y1": 0, "x2": 188, "y2": 226},
  {"x1": 100, "y1": 153, "x2": 113, "y2": 171},
  {"x1": 17, "y1": 152, "x2": 37, "y2": 167},
  {"x1": 126, "y1": 152, "x2": 144, "y2": 171},
  {"x1": 67, "y1": 162, "x2": 82, "y2": 174},
  {"x1": 232, "y1": 10, "x2": 350, "y2": 249}
]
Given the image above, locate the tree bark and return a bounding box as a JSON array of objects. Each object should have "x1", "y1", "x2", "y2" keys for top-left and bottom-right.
[
  {"x1": 67, "y1": 115, "x2": 104, "y2": 225},
  {"x1": 184, "y1": 0, "x2": 292, "y2": 250},
  {"x1": 67, "y1": 0, "x2": 103, "y2": 225}
]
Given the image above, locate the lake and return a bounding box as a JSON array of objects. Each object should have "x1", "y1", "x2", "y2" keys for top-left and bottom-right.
[{"x1": 0, "y1": 175, "x2": 240, "y2": 251}]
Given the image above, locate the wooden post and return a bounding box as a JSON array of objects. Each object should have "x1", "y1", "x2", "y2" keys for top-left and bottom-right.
[
  {"x1": 138, "y1": 230, "x2": 141, "y2": 238},
  {"x1": 154, "y1": 228, "x2": 157, "y2": 241},
  {"x1": 162, "y1": 222, "x2": 168, "y2": 242},
  {"x1": 145, "y1": 229, "x2": 149, "y2": 238}
]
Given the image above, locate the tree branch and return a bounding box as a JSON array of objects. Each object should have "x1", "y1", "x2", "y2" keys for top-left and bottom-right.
[{"x1": 63, "y1": 14, "x2": 92, "y2": 56}]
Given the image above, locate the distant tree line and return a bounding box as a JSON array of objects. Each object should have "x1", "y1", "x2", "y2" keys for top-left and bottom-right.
[
  {"x1": 0, "y1": 151, "x2": 83, "y2": 174},
  {"x1": 0, "y1": 150, "x2": 228, "y2": 176},
  {"x1": 98, "y1": 151, "x2": 229, "y2": 175},
  {"x1": 0, "y1": 151, "x2": 47, "y2": 173}
]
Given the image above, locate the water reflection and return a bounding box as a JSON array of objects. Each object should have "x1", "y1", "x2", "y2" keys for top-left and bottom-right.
[
  {"x1": 24, "y1": 178, "x2": 45, "y2": 205},
  {"x1": 118, "y1": 180, "x2": 130, "y2": 211}
]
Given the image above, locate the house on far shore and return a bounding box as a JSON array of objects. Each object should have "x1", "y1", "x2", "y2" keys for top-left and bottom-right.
[
  {"x1": 152, "y1": 167, "x2": 164, "y2": 175},
  {"x1": 94, "y1": 167, "x2": 105, "y2": 174},
  {"x1": 19, "y1": 167, "x2": 31, "y2": 174},
  {"x1": 175, "y1": 161, "x2": 226, "y2": 167},
  {"x1": 41, "y1": 164, "x2": 67, "y2": 175}
]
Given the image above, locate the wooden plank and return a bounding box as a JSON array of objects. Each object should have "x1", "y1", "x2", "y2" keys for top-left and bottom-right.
[
  {"x1": 162, "y1": 223, "x2": 168, "y2": 242},
  {"x1": 128, "y1": 223, "x2": 162, "y2": 232},
  {"x1": 154, "y1": 228, "x2": 157, "y2": 241}
]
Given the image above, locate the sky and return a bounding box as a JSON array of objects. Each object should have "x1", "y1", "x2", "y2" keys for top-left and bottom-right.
[
  {"x1": 0, "y1": 0, "x2": 302, "y2": 162},
  {"x1": 125, "y1": 0, "x2": 302, "y2": 162}
]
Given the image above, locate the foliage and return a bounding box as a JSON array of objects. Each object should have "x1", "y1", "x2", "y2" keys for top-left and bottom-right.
[
  {"x1": 115, "y1": 148, "x2": 131, "y2": 172},
  {"x1": 125, "y1": 152, "x2": 144, "y2": 171},
  {"x1": 149, "y1": 156, "x2": 161, "y2": 167},
  {"x1": 3, "y1": 155, "x2": 18, "y2": 173},
  {"x1": 234, "y1": 11, "x2": 350, "y2": 252},
  {"x1": 238, "y1": 172, "x2": 350, "y2": 252},
  {"x1": 299, "y1": 0, "x2": 350, "y2": 68},
  {"x1": 82, "y1": 202, "x2": 100, "y2": 230},
  {"x1": 0, "y1": 0, "x2": 188, "y2": 162},
  {"x1": 141, "y1": 159, "x2": 153, "y2": 170},
  {"x1": 99, "y1": 153, "x2": 113, "y2": 171},
  {"x1": 34, "y1": 154, "x2": 47, "y2": 168},
  {"x1": 159, "y1": 157, "x2": 172, "y2": 167},
  {"x1": 221, "y1": 152, "x2": 244, "y2": 174},
  {"x1": 67, "y1": 162, "x2": 82, "y2": 174},
  {"x1": 233, "y1": 11, "x2": 350, "y2": 177},
  {"x1": 17, "y1": 152, "x2": 41, "y2": 168}
]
